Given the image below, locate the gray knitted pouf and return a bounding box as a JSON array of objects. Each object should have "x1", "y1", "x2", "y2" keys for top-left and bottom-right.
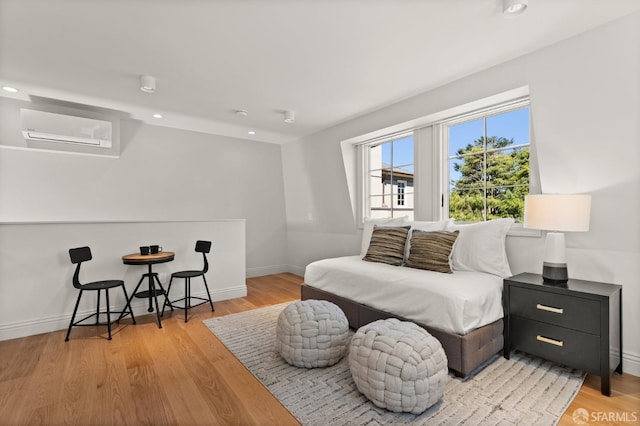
[
  {"x1": 276, "y1": 300, "x2": 349, "y2": 368},
  {"x1": 348, "y1": 318, "x2": 448, "y2": 414}
]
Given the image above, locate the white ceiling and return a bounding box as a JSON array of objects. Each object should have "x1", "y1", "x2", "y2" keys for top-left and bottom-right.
[{"x1": 1, "y1": 0, "x2": 639, "y2": 144}]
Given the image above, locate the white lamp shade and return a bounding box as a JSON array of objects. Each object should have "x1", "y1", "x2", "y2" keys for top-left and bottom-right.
[{"x1": 524, "y1": 194, "x2": 591, "y2": 232}]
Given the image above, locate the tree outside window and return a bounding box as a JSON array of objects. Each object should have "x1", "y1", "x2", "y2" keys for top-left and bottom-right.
[{"x1": 447, "y1": 107, "x2": 529, "y2": 222}]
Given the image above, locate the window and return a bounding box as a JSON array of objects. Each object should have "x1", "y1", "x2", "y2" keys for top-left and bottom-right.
[
  {"x1": 445, "y1": 105, "x2": 530, "y2": 222},
  {"x1": 353, "y1": 88, "x2": 531, "y2": 226},
  {"x1": 397, "y1": 180, "x2": 406, "y2": 206},
  {"x1": 364, "y1": 134, "x2": 414, "y2": 220}
]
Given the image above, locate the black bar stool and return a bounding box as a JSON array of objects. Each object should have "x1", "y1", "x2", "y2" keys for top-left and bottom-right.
[
  {"x1": 66, "y1": 246, "x2": 136, "y2": 341},
  {"x1": 162, "y1": 240, "x2": 214, "y2": 322}
]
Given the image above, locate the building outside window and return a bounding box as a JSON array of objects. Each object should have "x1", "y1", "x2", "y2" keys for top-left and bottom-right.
[{"x1": 365, "y1": 134, "x2": 414, "y2": 220}]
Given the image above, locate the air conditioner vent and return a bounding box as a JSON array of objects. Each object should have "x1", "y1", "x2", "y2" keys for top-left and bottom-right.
[{"x1": 20, "y1": 109, "x2": 112, "y2": 148}]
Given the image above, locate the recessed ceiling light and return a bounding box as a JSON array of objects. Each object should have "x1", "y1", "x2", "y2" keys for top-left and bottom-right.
[
  {"x1": 152, "y1": 113, "x2": 163, "y2": 119},
  {"x1": 248, "y1": 131, "x2": 256, "y2": 135},
  {"x1": 2, "y1": 86, "x2": 19, "y2": 93}
]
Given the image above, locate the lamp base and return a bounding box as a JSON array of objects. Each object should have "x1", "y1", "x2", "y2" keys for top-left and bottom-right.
[{"x1": 542, "y1": 262, "x2": 568, "y2": 284}]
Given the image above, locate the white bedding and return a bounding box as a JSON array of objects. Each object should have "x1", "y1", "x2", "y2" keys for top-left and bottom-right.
[{"x1": 303, "y1": 255, "x2": 504, "y2": 335}]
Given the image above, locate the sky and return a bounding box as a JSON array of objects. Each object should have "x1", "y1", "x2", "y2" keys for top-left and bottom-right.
[
  {"x1": 381, "y1": 135, "x2": 414, "y2": 172},
  {"x1": 449, "y1": 107, "x2": 530, "y2": 156},
  {"x1": 379, "y1": 107, "x2": 529, "y2": 179},
  {"x1": 448, "y1": 107, "x2": 530, "y2": 184}
]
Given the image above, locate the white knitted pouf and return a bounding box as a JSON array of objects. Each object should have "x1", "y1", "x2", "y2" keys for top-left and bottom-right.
[
  {"x1": 276, "y1": 300, "x2": 349, "y2": 368},
  {"x1": 348, "y1": 318, "x2": 448, "y2": 414}
]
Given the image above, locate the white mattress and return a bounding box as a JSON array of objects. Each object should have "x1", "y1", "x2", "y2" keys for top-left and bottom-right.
[{"x1": 303, "y1": 256, "x2": 504, "y2": 335}]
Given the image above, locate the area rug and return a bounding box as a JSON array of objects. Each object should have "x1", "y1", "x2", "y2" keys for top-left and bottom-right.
[{"x1": 203, "y1": 302, "x2": 585, "y2": 426}]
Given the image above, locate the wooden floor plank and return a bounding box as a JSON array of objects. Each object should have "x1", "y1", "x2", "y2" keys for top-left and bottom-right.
[
  {"x1": 0, "y1": 274, "x2": 636, "y2": 425},
  {"x1": 559, "y1": 372, "x2": 640, "y2": 425}
]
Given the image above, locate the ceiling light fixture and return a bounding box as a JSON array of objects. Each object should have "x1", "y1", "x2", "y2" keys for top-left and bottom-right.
[
  {"x1": 152, "y1": 113, "x2": 163, "y2": 119},
  {"x1": 502, "y1": 0, "x2": 528, "y2": 17},
  {"x1": 284, "y1": 110, "x2": 295, "y2": 124},
  {"x1": 236, "y1": 110, "x2": 248, "y2": 117},
  {"x1": 248, "y1": 131, "x2": 256, "y2": 135},
  {"x1": 2, "y1": 86, "x2": 19, "y2": 93},
  {"x1": 140, "y1": 75, "x2": 156, "y2": 93}
]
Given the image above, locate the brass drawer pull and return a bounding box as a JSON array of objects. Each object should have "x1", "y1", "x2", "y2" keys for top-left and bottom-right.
[
  {"x1": 537, "y1": 335, "x2": 564, "y2": 347},
  {"x1": 536, "y1": 303, "x2": 563, "y2": 314}
]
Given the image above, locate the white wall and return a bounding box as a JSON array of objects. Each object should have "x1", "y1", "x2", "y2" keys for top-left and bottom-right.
[
  {"x1": 0, "y1": 220, "x2": 245, "y2": 340},
  {"x1": 281, "y1": 12, "x2": 640, "y2": 375},
  {"x1": 0, "y1": 97, "x2": 289, "y2": 276},
  {"x1": 0, "y1": 97, "x2": 290, "y2": 339}
]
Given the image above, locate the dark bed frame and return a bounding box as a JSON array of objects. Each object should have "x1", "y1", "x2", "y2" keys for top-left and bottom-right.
[{"x1": 302, "y1": 284, "x2": 503, "y2": 378}]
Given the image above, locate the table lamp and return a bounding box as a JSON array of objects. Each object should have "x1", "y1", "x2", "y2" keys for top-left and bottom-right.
[{"x1": 523, "y1": 194, "x2": 591, "y2": 284}]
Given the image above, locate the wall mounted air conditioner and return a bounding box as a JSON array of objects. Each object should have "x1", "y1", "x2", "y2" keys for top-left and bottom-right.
[{"x1": 20, "y1": 109, "x2": 113, "y2": 148}]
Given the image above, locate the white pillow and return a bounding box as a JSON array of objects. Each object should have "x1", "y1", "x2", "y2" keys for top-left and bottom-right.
[
  {"x1": 360, "y1": 217, "x2": 407, "y2": 256},
  {"x1": 404, "y1": 219, "x2": 451, "y2": 260},
  {"x1": 447, "y1": 218, "x2": 514, "y2": 278}
]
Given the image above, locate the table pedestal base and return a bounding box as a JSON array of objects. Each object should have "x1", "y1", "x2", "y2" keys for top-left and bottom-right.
[{"x1": 122, "y1": 265, "x2": 167, "y2": 328}]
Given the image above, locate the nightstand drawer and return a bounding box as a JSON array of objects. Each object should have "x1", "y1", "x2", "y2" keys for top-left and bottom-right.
[
  {"x1": 509, "y1": 286, "x2": 600, "y2": 334},
  {"x1": 511, "y1": 316, "x2": 600, "y2": 372}
]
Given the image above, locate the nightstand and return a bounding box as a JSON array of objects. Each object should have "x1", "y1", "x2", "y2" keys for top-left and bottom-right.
[{"x1": 503, "y1": 273, "x2": 622, "y2": 396}]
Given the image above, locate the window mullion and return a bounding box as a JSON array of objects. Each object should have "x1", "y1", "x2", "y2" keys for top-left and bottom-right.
[
  {"x1": 363, "y1": 145, "x2": 370, "y2": 221},
  {"x1": 389, "y1": 140, "x2": 394, "y2": 217},
  {"x1": 483, "y1": 117, "x2": 488, "y2": 221}
]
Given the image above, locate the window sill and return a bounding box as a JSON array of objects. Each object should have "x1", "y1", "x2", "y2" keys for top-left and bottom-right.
[{"x1": 507, "y1": 224, "x2": 541, "y2": 238}]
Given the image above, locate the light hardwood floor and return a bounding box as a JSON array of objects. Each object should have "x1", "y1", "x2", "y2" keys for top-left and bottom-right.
[{"x1": 0, "y1": 273, "x2": 637, "y2": 425}]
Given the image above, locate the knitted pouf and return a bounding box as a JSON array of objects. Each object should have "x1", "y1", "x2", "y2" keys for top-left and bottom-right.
[
  {"x1": 348, "y1": 318, "x2": 448, "y2": 414},
  {"x1": 276, "y1": 300, "x2": 349, "y2": 368}
]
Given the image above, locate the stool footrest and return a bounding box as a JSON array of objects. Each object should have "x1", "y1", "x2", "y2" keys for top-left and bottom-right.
[
  {"x1": 71, "y1": 311, "x2": 134, "y2": 327},
  {"x1": 134, "y1": 289, "x2": 165, "y2": 298},
  {"x1": 166, "y1": 297, "x2": 210, "y2": 310}
]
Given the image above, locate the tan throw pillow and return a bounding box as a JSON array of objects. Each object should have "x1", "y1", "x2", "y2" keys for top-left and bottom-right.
[
  {"x1": 362, "y1": 226, "x2": 410, "y2": 266},
  {"x1": 360, "y1": 216, "x2": 407, "y2": 256},
  {"x1": 405, "y1": 230, "x2": 459, "y2": 273}
]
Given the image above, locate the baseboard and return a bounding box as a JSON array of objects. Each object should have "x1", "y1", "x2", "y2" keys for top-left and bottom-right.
[
  {"x1": 286, "y1": 264, "x2": 306, "y2": 277},
  {"x1": 622, "y1": 349, "x2": 640, "y2": 377},
  {"x1": 246, "y1": 264, "x2": 290, "y2": 278},
  {"x1": 0, "y1": 314, "x2": 70, "y2": 342},
  {"x1": 246, "y1": 264, "x2": 306, "y2": 278},
  {"x1": 0, "y1": 285, "x2": 247, "y2": 342}
]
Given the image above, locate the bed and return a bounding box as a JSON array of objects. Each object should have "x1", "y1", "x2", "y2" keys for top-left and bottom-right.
[{"x1": 301, "y1": 217, "x2": 514, "y2": 378}]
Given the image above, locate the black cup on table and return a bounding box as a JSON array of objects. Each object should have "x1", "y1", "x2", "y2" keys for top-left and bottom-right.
[
  {"x1": 150, "y1": 245, "x2": 162, "y2": 254},
  {"x1": 140, "y1": 246, "x2": 150, "y2": 255}
]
